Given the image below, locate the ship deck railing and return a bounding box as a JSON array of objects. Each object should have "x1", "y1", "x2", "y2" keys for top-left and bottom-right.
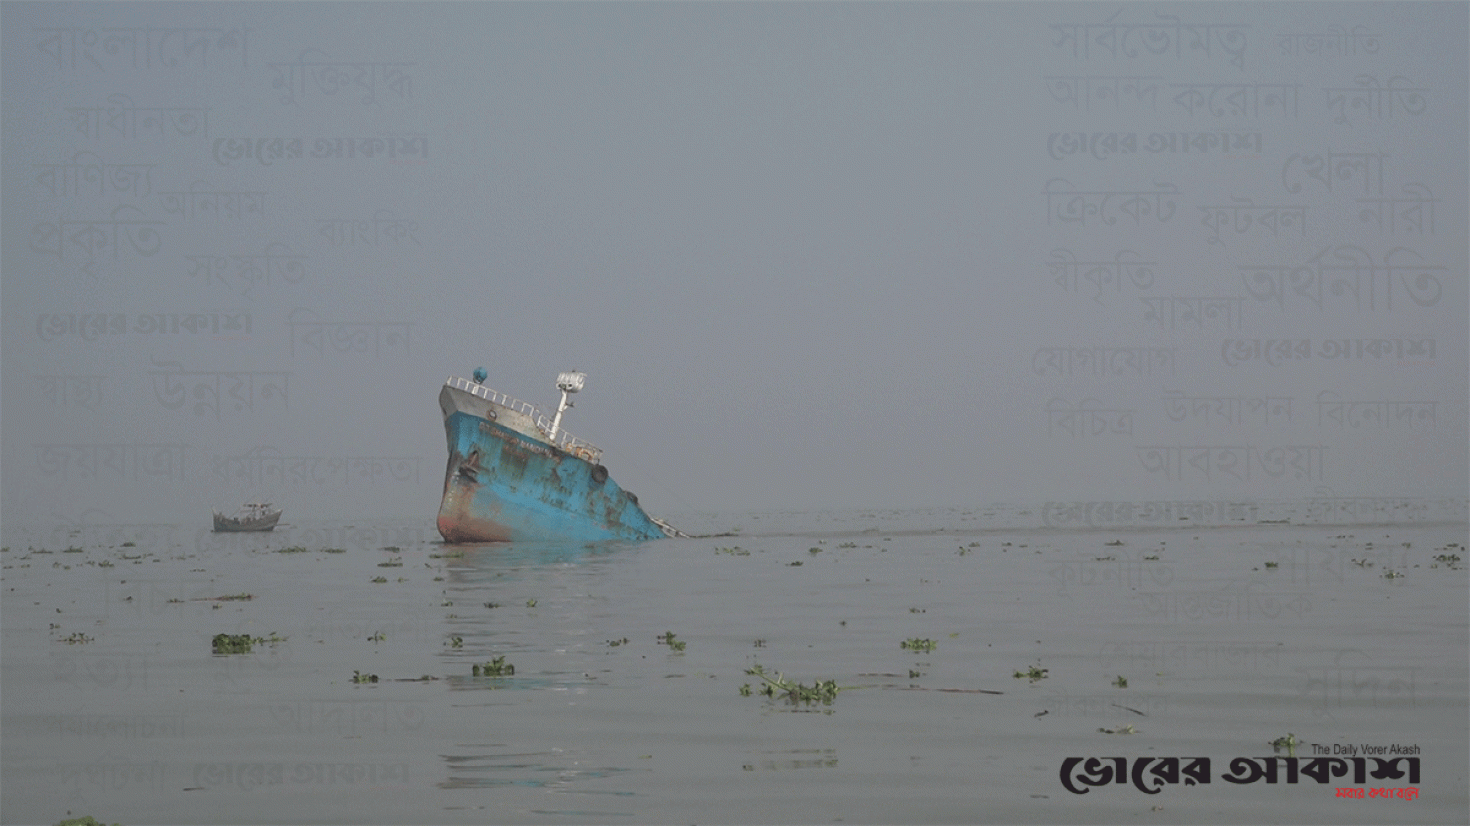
[
  {"x1": 446, "y1": 376, "x2": 604, "y2": 464},
  {"x1": 448, "y1": 376, "x2": 543, "y2": 418}
]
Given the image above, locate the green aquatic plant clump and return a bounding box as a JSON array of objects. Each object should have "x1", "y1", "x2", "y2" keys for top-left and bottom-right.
[
  {"x1": 900, "y1": 638, "x2": 936, "y2": 653},
  {"x1": 211, "y1": 632, "x2": 285, "y2": 654},
  {"x1": 1271, "y1": 733, "x2": 1300, "y2": 756},
  {"x1": 211, "y1": 633, "x2": 255, "y2": 654},
  {"x1": 743, "y1": 663, "x2": 842, "y2": 706},
  {"x1": 473, "y1": 655, "x2": 514, "y2": 676},
  {"x1": 1014, "y1": 663, "x2": 1050, "y2": 682}
]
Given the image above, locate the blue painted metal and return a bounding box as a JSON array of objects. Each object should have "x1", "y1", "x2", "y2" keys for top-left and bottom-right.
[{"x1": 436, "y1": 381, "x2": 667, "y2": 543}]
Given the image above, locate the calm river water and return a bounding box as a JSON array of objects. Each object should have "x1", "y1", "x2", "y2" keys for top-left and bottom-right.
[{"x1": 2, "y1": 501, "x2": 1466, "y2": 824}]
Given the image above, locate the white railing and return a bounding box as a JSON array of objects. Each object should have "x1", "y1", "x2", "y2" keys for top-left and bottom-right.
[
  {"x1": 446, "y1": 376, "x2": 603, "y2": 464},
  {"x1": 558, "y1": 434, "x2": 604, "y2": 465},
  {"x1": 447, "y1": 375, "x2": 543, "y2": 418}
]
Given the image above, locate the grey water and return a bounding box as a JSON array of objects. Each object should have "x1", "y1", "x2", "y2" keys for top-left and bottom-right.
[{"x1": 2, "y1": 502, "x2": 1466, "y2": 825}]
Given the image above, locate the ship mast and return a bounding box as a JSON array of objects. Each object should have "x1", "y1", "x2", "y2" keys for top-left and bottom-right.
[{"x1": 547, "y1": 371, "x2": 585, "y2": 443}]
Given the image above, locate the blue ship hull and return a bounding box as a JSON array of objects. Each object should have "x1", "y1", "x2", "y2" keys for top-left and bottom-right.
[{"x1": 436, "y1": 382, "x2": 668, "y2": 543}]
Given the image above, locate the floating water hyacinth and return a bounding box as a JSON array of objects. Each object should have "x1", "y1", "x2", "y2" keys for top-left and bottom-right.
[
  {"x1": 472, "y1": 655, "x2": 514, "y2": 676},
  {"x1": 743, "y1": 663, "x2": 843, "y2": 706},
  {"x1": 1271, "y1": 733, "x2": 1299, "y2": 756},
  {"x1": 211, "y1": 632, "x2": 285, "y2": 654},
  {"x1": 1014, "y1": 662, "x2": 1049, "y2": 682},
  {"x1": 211, "y1": 633, "x2": 254, "y2": 654},
  {"x1": 55, "y1": 816, "x2": 118, "y2": 826}
]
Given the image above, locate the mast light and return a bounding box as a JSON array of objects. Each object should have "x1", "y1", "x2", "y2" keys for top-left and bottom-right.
[{"x1": 548, "y1": 371, "x2": 586, "y2": 443}]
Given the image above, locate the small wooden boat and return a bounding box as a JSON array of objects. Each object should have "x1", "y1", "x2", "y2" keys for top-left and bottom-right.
[{"x1": 212, "y1": 503, "x2": 282, "y2": 532}]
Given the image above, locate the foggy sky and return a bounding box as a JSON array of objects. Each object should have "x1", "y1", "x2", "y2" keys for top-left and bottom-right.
[{"x1": 3, "y1": 1, "x2": 1466, "y2": 526}]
